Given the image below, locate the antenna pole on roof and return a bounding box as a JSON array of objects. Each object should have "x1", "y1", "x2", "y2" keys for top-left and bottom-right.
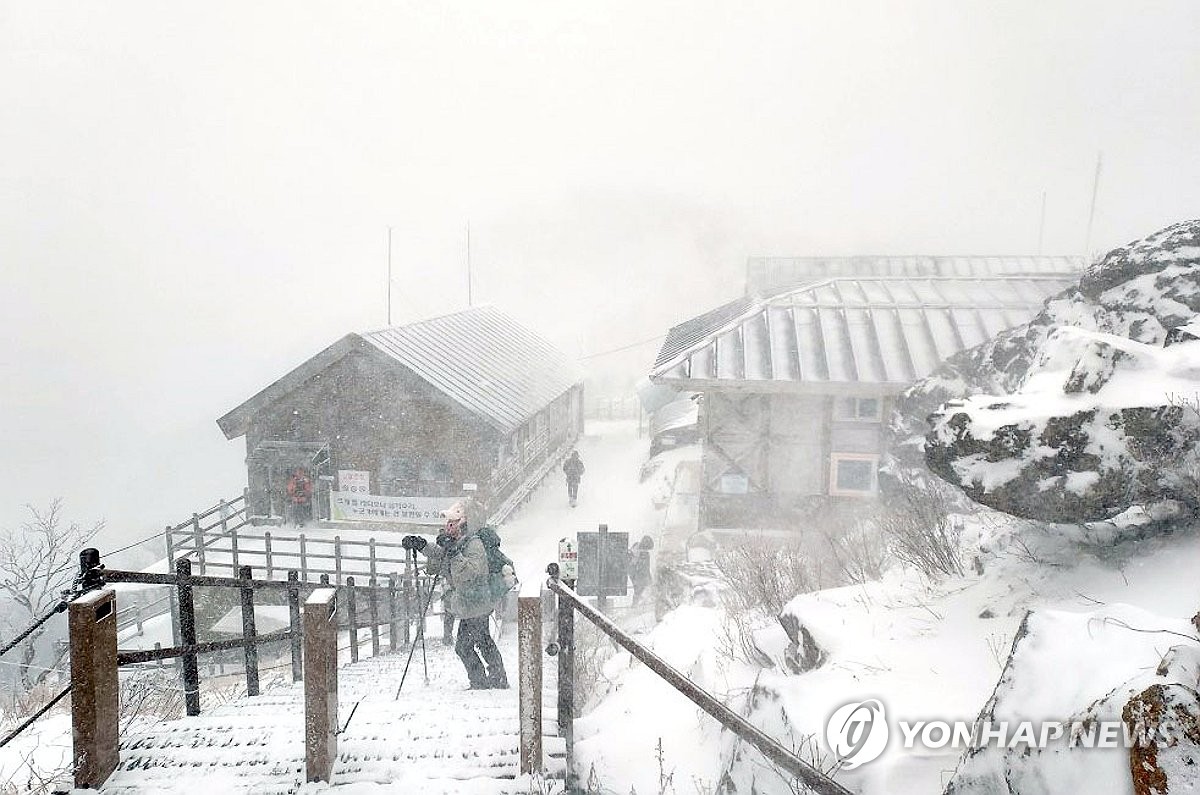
[
  {"x1": 1083, "y1": 152, "x2": 1102, "y2": 262},
  {"x1": 466, "y1": 221, "x2": 473, "y2": 308},
  {"x1": 1037, "y1": 191, "x2": 1046, "y2": 255},
  {"x1": 387, "y1": 226, "x2": 393, "y2": 326}
]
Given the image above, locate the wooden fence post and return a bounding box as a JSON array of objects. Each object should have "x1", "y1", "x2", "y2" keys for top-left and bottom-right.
[
  {"x1": 299, "y1": 532, "x2": 308, "y2": 582},
  {"x1": 287, "y1": 570, "x2": 302, "y2": 682},
  {"x1": 265, "y1": 531, "x2": 274, "y2": 579},
  {"x1": 388, "y1": 573, "x2": 400, "y2": 652},
  {"x1": 558, "y1": 593, "x2": 575, "y2": 788},
  {"x1": 192, "y1": 513, "x2": 204, "y2": 575},
  {"x1": 333, "y1": 536, "x2": 343, "y2": 585},
  {"x1": 176, "y1": 558, "x2": 201, "y2": 716},
  {"x1": 303, "y1": 588, "x2": 338, "y2": 783},
  {"x1": 230, "y1": 527, "x2": 240, "y2": 572},
  {"x1": 518, "y1": 587, "x2": 543, "y2": 775},
  {"x1": 239, "y1": 565, "x2": 259, "y2": 696},
  {"x1": 369, "y1": 577, "x2": 380, "y2": 658},
  {"x1": 69, "y1": 587, "x2": 119, "y2": 789},
  {"x1": 346, "y1": 576, "x2": 358, "y2": 663}
]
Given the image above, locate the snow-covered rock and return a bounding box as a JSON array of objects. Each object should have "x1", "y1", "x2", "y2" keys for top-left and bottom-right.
[
  {"x1": 944, "y1": 605, "x2": 1200, "y2": 795},
  {"x1": 910, "y1": 220, "x2": 1200, "y2": 523}
]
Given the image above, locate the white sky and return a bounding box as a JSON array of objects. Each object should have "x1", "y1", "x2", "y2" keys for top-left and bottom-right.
[{"x1": 2, "y1": 1, "x2": 1199, "y2": 546}]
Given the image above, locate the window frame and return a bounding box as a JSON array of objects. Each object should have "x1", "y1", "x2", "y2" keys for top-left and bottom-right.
[
  {"x1": 833, "y1": 396, "x2": 884, "y2": 423},
  {"x1": 828, "y1": 453, "x2": 880, "y2": 497}
]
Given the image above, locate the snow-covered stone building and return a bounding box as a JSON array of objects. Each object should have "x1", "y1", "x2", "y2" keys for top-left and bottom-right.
[
  {"x1": 648, "y1": 256, "x2": 1082, "y2": 530},
  {"x1": 217, "y1": 306, "x2": 584, "y2": 527}
]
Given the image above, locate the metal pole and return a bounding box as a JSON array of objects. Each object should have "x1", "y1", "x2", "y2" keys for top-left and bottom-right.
[
  {"x1": 1084, "y1": 151, "x2": 1103, "y2": 261},
  {"x1": 387, "y1": 226, "x2": 393, "y2": 326}
]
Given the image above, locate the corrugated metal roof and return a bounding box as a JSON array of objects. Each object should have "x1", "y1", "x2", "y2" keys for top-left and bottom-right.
[
  {"x1": 746, "y1": 255, "x2": 1084, "y2": 297},
  {"x1": 650, "y1": 276, "x2": 1075, "y2": 388},
  {"x1": 361, "y1": 306, "x2": 583, "y2": 433},
  {"x1": 218, "y1": 306, "x2": 581, "y2": 439},
  {"x1": 652, "y1": 295, "x2": 757, "y2": 373}
]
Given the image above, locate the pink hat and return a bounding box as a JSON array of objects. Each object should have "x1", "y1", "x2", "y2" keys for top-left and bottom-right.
[{"x1": 441, "y1": 501, "x2": 467, "y2": 523}]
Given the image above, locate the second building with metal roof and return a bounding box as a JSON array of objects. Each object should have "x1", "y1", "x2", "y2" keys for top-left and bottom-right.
[{"x1": 649, "y1": 256, "x2": 1083, "y2": 531}]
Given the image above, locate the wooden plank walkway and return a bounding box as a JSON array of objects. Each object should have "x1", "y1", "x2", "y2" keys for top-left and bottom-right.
[{"x1": 101, "y1": 633, "x2": 563, "y2": 793}]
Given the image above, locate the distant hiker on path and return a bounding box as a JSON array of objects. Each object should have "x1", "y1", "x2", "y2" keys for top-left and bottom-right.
[
  {"x1": 402, "y1": 502, "x2": 509, "y2": 690},
  {"x1": 563, "y1": 450, "x2": 585, "y2": 507},
  {"x1": 629, "y1": 535, "x2": 653, "y2": 605}
]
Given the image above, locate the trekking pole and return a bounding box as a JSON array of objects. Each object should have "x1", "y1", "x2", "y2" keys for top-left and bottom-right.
[{"x1": 395, "y1": 553, "x2": 441, "y2": 699}]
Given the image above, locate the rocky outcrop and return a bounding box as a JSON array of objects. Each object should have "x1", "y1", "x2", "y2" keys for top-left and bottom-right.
[
  {"x1": 903, "y1": 220, "x2": 1200, "y2": 523},
  {"x1": 1124, "y1": 683, "x2": 1200, "y2": 795}
]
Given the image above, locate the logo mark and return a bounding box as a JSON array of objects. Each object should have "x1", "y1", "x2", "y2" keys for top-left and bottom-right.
[{"x1": 826, "y1": 699, "x2": 889, "y2": 769}]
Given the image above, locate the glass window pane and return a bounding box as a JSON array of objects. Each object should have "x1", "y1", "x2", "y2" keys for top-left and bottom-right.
[
  {"x1": 836, "y1": 459, "x2": 874, "y2": 492},
  {"x1": 858, "y1": 398, "x2": 880, "y2": 419}
]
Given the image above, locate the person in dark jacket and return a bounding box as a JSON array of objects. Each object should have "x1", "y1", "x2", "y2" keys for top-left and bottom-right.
[
  {"x1": 629, "y1": 535, "x2": 654, "y2": 605},
  {"x1": 562, "y1": 451, "x2": 585, "y2": 507},
  {"x1": 403, "y1": 502, "x2": 509, "y2": 689}
]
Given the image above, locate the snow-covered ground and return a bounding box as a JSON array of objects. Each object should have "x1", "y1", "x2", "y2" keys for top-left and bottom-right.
[
  {"x1": 574, "y1": 505, "x2": 1200, "y2": 794},
  {"x1": 7, "y1": 416, "x2": 1198, "y2": 794}
]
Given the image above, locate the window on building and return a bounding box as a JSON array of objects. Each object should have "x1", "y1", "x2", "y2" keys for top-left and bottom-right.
[
  {"x1": 834, "y1": 396, "x2": 883, "y2": 422},
  {"x1": 829, "y1": 454, "x2": 879, "y2": 497}
]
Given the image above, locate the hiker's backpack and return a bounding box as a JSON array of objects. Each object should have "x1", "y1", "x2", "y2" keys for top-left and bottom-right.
[{"x1": 476, "y1": 525, "x2": 518, "y2": 600}]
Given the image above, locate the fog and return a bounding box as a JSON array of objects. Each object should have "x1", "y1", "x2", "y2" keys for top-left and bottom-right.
[{"x1": 2, "y1": 1, "x2": 1199, "y2": 548}]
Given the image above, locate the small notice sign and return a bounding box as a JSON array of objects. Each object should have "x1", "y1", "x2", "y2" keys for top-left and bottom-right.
[
  {"x1": 338, "y1": 470, "x2": 371, "y2": 495},
  {"x1": 558, "y1": 537, "x2": 578, "y2": 580}
]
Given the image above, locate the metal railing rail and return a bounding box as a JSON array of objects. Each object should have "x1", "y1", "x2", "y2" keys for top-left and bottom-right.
[{"x1": 545, "y1": 571, "x2": 853, "y2": 795}]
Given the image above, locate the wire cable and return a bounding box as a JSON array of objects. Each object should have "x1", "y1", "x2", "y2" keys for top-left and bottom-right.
[
  {"x1": 578, "y1": 333, "x2": 666, "y2": 360},
  {"x1": 0, "y1": 684, "x2": 71, "y2": 749},
  {"x1": 0, "y1": 605, "x2": 66, "y2": 660}
]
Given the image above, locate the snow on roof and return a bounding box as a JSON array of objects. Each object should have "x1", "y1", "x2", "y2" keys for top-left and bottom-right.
[
  {"x1": 360, "y1": 306, "x2": 583, "y2": 433},
  {"x1": 650, "y1": 275, "x2": 1076, "y2": 388},
  {"x1": 746, "y1": 254, "x2": 1085, "y2": 297},
  {"x1": 649, "y1": 397, "x2": 698, "y2": 437},
  {"x1": 219, "y1": 306, "x2": 583, "y2": 437}
]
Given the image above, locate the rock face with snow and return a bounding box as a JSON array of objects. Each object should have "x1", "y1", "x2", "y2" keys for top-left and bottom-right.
[
  {"x1": 900, "y1": 220, "x2": 1200, "y2": 523},
  {"x1": 943, "y1": 606, "x2": 1200, "y2": 795}
]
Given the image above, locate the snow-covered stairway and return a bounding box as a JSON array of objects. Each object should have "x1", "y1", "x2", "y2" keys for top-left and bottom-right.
[{"x1": 100, "y1": 635, "x2": 563, "y2": 794}]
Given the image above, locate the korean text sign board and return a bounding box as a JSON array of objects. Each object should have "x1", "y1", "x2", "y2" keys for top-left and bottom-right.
[{"x1": 330, "y1": 492, "x2": 454, "y2": 525}]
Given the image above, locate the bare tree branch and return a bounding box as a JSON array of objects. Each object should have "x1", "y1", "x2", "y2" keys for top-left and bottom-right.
[{"x1": 0, "y1": 499, "x2": 102, "y2": 692}]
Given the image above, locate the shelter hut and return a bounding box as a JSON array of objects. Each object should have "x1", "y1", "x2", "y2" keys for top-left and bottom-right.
[
  {"x1": 648, "y1": 256, "x2": 1084, "y2": 531},
  {"x1": 217, "y1": 306, "x2": 584, "y2": 528}
]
